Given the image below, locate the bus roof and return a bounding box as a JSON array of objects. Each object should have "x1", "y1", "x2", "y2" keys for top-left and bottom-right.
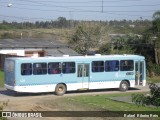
[{"x1": 5, "y1": 54, "x2": 145, "y2": 61}]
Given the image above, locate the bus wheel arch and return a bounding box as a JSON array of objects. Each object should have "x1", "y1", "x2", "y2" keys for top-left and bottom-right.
[
  {"x1": 55, "y1": 83, "x2": 67, "y2": 96},
  {"x1": 119, "y1": 80, "x2": 130, "y2": 92}
]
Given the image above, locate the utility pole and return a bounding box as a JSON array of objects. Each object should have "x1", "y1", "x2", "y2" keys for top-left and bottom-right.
[{"x1": 102, "y1": 0, "x2": 103, "y2": 13}]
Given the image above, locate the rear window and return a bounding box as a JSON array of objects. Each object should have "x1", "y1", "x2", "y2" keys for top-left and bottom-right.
[{"x1": 5, "y1": 60, "x2": 14, "y2": 72}]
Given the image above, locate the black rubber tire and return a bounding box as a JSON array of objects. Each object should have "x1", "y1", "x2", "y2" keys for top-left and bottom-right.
[
  {"x1": 119, "y1": 81, "x2": 129, "y2": 92},
  {"x1": 55, "y1": 84, "x2": 66, "y2": 96}
]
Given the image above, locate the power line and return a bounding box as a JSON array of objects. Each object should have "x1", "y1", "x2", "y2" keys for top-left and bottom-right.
[
  {"x1": 14, "y1": 0, "x2": 150, "y2": 10},
  {"x1": 17, "y1": 0, "x2": 144, "y2": 3},
  {"x1": 17, "y1": 0, "x2": 100, "y2": 4},
  {"x1": 0, "y1": 11, "x2": 151, "y2": 22},
  {"x1": 0, "y1": 14, "x2": 52, "y2": 21},
  {"x1": 103, "y1": 0, "x2": 144, "y2": 2},
  {"x1": 2, "y1": 1, "x2": 160, "y2": 8},
  {"x1": 0, "y1": 0, "x2": 158, "y2": 21},
  {"x1": 0, "y1": 4, "x2": 157, "y2": 13},
  {"x1": 16, "y1": 0, "x2": 90, "y2": 11},
  {"x1": 104, "y1": 12, "x2": 151, "y2": 17},
  {"x1": 103, "y1": 4, "x2": 160, "y2": 8}
]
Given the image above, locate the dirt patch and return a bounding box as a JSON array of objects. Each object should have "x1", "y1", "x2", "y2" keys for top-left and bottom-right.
[
  {"x1": 0, "y1": 86, "x2": 150, "y2": 112},
  {"x1": 2, "y1": 96, "x2": 108, "y2": 120},
  {"x1": 0, "y1": 86, "x2": 151, "y2": 120}
]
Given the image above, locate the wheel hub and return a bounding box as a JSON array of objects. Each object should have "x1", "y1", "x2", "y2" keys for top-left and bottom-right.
[
  {"x1": 58, "y1": 87, "x2": 63, "y2": 92},
  {"x1": 122, "y1": 83, "x2": 127, "y2": 89}
]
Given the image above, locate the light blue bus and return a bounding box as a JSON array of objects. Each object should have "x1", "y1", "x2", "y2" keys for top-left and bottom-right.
[{"x1": 4, "y1": 54, "x2": 146, "y2": 95}]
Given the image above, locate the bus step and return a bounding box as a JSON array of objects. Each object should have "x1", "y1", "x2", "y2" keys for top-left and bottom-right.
[{"x1": 78, "y1": 88, "x2": 89, "y2": 91}]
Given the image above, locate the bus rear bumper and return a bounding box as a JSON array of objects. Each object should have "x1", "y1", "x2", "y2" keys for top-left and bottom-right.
[{"x1": 5, "y1": 84, "x2": 15, "y2": 91}]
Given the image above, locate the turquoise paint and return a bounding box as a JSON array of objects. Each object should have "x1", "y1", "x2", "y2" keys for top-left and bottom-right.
[{"x1": 4, "y1": 55, "x2": 146, "y2": 87}]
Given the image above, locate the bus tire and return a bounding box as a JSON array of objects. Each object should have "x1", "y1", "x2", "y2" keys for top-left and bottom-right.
[
  {"x1": 55, "y1": 84, "x2": 66, "y2": 96},
  {"x1": 119, "y1": 81, "x2": 129, "y2": 92}
]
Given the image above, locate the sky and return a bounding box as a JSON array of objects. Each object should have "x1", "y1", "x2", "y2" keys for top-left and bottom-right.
[{"x1": 0, "y1": 0, "x2": 160, "y2": 22}]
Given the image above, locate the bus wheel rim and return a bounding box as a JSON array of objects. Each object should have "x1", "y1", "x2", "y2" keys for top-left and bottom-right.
[
  {"x1": 58, "y1": 87, "x2": 63, "y2": 92},
  {"x1": 122, "y1": 83, "x2": 127, "y2": 89}
]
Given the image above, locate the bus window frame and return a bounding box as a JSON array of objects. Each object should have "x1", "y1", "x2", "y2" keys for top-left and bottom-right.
[
  {"x1": 33, "y1": 62, "x2": 47, "y2": 75},
  {"x1": 21, "y1": 63, "x2": 32, "y2": 75},
  {"x1": 92, "y1": 61, "x2": 104, "y2": 72}
]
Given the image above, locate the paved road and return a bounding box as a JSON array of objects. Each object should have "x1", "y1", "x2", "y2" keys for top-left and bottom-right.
[
  {"x1": 0, "y1": 84, "x2": 155, "y2": 120},
  {"x1": 0, "y1": 84, "x2": 151, "y2": 101}
]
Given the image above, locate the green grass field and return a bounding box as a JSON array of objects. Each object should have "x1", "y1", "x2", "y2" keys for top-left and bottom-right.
[
  {"x1": 0, "y1": 71, "x2": 4, "y2": 88},
  {"x1": 65, "y1": 93, "x2": 160, "y2": 112}
]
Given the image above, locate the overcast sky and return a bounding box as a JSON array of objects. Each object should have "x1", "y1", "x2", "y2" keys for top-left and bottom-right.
[{"x1": 0, "y1": 0, "x2": 160, "y2": 22}]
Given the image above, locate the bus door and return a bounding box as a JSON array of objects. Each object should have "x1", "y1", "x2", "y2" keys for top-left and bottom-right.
[
  {"x1": 135, "y1": 61, "x2": 144, "y2": 85},
  {"x1": 77, "y1": 63, "x2": 90, "y2": 89}
]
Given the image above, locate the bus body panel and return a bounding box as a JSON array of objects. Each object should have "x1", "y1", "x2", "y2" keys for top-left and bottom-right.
[
  {"x1": 4, "y1": 59, "x2": 15, "y2": 87},
  {"x1": 4, "y1": 55, "x2": 146, "y2": 93}
]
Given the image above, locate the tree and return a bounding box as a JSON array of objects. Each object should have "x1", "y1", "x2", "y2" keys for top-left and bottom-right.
[
  {"x1": 57, "y1": 17, "x2": 67, "y2": 28},
  {"x1": 152, "y1": 11, "x2": 160, "y2": 33},
  {"x1": 110, "y1": 34, "x2": 136, "y2": 54},
  {"x1": 69, "y1": 22, "x2": 103, "y2": 55},
  {"x1": 98, "y1": 43, "x2": 111, "y2": 54},
  {"x1": 152, "y1": 11, "x2": 160, "y2": 65}
]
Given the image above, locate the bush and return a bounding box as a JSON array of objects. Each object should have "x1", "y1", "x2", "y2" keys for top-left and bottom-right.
[
  {"x1": 0, "y1": 100, "x2": 9, "y2": 120},
  {"x1": 147, "y1": 63, "x2": 160, "y2": 77},
  {"x1": 132, "y1": 83, "x2": 160, "y2": 107},
  {"x1": 1, "y1": 33, "x2": 13, "y2": 39}
]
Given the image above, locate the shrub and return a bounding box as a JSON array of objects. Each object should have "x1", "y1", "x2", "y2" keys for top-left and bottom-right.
[
  {"x1": 132, "y1": 83, "x2": 160, "y2": 107},
  {"x1": 0, "y1": 100, "x2": 9, "y2": 120}
]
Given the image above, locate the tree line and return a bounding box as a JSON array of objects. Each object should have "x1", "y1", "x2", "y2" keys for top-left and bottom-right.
[
  {"x1": 0, "y1": 12, "x2": 159, "y2": 76},
  {"x1": 0, "y1": 17, "x2": 151, "y2": 32},
  {"x1": 69, "y1": 11, "x2": 160, "y2": 77}
]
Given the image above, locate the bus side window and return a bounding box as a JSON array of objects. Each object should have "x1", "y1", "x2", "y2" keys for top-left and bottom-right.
[
  {"x1": 120, "y1": 60, "x2": 134, "y2": 71},
  {"x1": 21, "y1": 63, "x2": 32, "y2": 75},
  {"x1": 33, "y1": 63, "x2": 47, "y2": 75},
  {"x1": 92, "y1": 61, "x2": 104, "y2": 72},
  {"x1": 62, "y1": 62, "x2": 75, "y2": 74},
  {"x1": 105, "y1": 60, "x2": 119, "y2": 72},
  {"x1": 48, "y1": 62, "x2": 61, "y2": 74}
]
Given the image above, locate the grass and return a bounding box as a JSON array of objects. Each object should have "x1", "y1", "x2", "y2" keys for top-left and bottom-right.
[
  {"x1": 40, "y1": 92, "x2": 160, "y2": 119},
  {"x1": 147, "y1": 76, "x2": 160, "y2": 83},
  {"x1": 0, "y1": 28, "x2": 72, "y2": 43},
  {"x1": 0, "y1": 71, "x2": 4, "y2": 88},
  {"x1": 65, "y1": 93, "x2": 160, "y2": 111}
]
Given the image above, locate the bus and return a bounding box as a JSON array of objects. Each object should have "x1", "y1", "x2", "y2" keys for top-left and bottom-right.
[{"x1": 4, "y1": 54, "x2": 146, "y2": 95}]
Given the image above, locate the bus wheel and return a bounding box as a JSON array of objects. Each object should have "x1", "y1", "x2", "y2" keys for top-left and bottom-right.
[
  {"x1": 119, "y1": 81, "x2": 129, "y2": 92},
  {"x1": 55, "y1": 84, "x2": 66, "y2": 96}
]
